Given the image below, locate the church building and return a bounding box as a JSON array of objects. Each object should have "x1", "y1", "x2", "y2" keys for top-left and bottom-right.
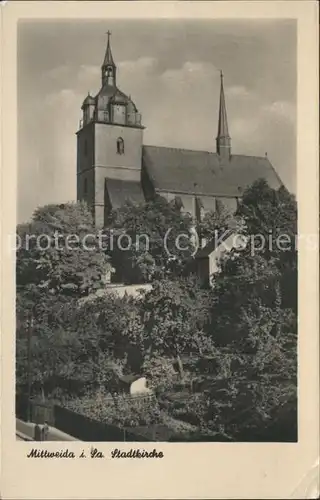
[{"x1": 76, "y1": 32, "x2": 283, "y2": 228}]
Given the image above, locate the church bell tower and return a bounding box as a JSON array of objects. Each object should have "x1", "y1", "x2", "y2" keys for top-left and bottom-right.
[{"x1": 76, "y1": 32, "x2": 144, "y2": 228}]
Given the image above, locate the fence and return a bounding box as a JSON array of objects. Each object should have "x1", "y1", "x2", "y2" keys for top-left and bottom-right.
[
  {"x1": 54, "y1": 405, "x2": 153, "y2": 442},
  {"x1": 16, "y1": 393, "x2": 297, "y2": 442},
  {"x1": 16, "y1": 395, "x2": 55, "y2": 425}
]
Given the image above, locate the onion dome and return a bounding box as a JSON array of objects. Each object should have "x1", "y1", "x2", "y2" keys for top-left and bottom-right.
[
  {"x1": 109, "y1": 90, "x2": 131, "y2": 105},
  {"x1": 81, "y1": 93, "x2": 95, "y2": 109},
  {"x1": 127, "y1": 97, "x2": 137, "y2": 113}
]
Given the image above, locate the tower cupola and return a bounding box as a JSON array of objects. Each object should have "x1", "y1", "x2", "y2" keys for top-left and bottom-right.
[
  {"x1": 101, "y1": 31, "x2": 117, "y2": 87},
  {"x1": 81, "y1": 93, "x2": 95, "y2": 125}
]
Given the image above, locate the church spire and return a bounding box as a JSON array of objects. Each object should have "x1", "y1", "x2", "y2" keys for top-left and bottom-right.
[
  {"x1": 216, "y1": 70, "x2": 231, "y2": 160},
  {"x1": 101, "y1": 31, "x2": 117, "y2": 86}
]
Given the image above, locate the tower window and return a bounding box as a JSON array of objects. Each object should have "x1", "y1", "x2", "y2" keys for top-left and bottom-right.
[
  {"x1": 84, "y1": 139, "x2": 88, "y2": 156},
  {"x1": 84, "y1": 178, "x2": 88, "y2": 195},
  {"x1": 116, "y1": 137, "x2": 124, "y2": 155}
]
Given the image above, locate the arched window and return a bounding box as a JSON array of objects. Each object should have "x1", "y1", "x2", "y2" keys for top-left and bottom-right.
[
  {"x1": 84, "y1": 139, "x2": 88, "y2": 156},
  {"x1": 84, "y1": 178, "x2": 88, "y2": 195},
  {"x1": 116, "y1": 137, "x2": 124, "y2": 155}
]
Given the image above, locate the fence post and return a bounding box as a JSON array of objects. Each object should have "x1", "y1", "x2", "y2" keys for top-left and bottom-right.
[{"x1": 26, "y1": 315, "x2": 33, "y2": 422}]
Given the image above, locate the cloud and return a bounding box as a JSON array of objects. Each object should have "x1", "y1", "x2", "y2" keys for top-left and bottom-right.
[
  {"x1": 18, "y1": 23, "x2": 296, "y2": 222},
  {"x1": 226, "y1": 85, "x2": 252, "y2": 99},
  {"x1": 118, "y1": 57, "x2": 158, "y2": 74},
  {"x1": 262, "y1": 100, "x2": 296, "y2": 123},
  {"x1": 45, "y1": 88, "x2": 78, "y2": 107}
]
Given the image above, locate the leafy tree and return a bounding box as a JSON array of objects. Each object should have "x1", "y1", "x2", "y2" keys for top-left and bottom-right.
[
  {"x1": 198, "y1": 180, "x2": 298, "y2": 440},
  {"x1": 16, "y1": 288, "x2": 147, "y2": 400},
  {"x1": 198, "y1": 201, "x2": 233, "y2": 242},
  {"x1": 16, "y1": 202, "x2": 113, "y2": 400},
  {"x1": 16, "y1": 285, "x2": 81, "y2": 398},
  {"x1": 236, "y1": 180, "x2": 297, "y2": 248},
  {"x1": 140, "y1": 276, "x2": 211, "y2": 379},
  {"x1": 235, "y1": 180, "x2": 297, "y2": 310},
  {"x1": 16, "y1": 202, "x2": 110, "y2": 297},
  {"x1": 142, "y1": 356, "x2": 178, "y2": 392},
  {"x1": 74, "y1": 293, "x2": 146, "y2": 376},
  {"x1": 105, "y1": 195, "x2": 194, "y2": 283}
]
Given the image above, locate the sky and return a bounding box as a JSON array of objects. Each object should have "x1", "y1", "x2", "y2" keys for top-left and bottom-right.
[{"x1": 18, "y1": 19, "x2": 296, "y2": 223}]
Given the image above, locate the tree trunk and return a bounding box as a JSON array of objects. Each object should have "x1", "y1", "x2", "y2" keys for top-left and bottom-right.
[{"x1": 176, "y1": 353, "x2": 184, "y2": 381}]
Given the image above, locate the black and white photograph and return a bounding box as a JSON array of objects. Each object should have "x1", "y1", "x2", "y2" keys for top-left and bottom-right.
[
  {"x1": 1, "y1": 1, "x2": 318, "y2": 498},
  {"x1": 15, "y1": 17, "x2": 299, "y2": 443}
]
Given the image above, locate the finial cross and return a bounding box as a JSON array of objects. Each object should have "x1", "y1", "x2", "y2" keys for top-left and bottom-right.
[{"x1": 106, "y1": 30, "x2": 111, "y2": 39}]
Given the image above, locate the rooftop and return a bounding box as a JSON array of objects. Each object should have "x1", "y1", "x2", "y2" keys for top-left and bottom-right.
[{"x1": 142, "y1": 145, "x2": 282, "y2": 197}]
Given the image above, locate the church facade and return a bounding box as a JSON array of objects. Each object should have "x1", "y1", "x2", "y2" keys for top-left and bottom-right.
[{"x1": 76, "y1": 33, "x2": 283, "y2": 228}]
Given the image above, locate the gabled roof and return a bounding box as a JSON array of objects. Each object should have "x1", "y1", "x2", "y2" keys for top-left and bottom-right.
[
  {"x1": 142, "y1": 145, "x2": 282, "y2": 197},
  {"x1": 195, "y1": 229, "x2": 236, "y2": 259},
  {"x1": 105, "y1": 179, "x2": 144, "y2": 210}
]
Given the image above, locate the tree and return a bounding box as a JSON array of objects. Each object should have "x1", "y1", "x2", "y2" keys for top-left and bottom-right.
[
  {"x1": 198, "y1": 180, "x2": 298, "y2": 440},
  {"x1": 105, "y1": 195, "x2": 194, "y2": 283},
  {"x1": 16, "y1": 285, "x2": 81, "y2": 398},
  {"x1": 198, "y1": 200, "x2": 233, "y2": 242},
  {"x1": 16, "y1": 202, "x2": 112, "y2": 400},
  {"x1": 75, "y1": 293, "x2": 146, "y2": 376},
  {"x1": 140, "y1": 276, "x2": 211, "y2": 379},
  {"x1": 16, "y1": 202, "x2": 111, "y2": 297},
  {"x1": 236, "y1": 180, "x2": 297, "y2": 247}
]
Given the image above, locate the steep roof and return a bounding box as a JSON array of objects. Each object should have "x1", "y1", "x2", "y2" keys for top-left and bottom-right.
[
  {"x1": 82, "y1": 94, "x2": 95, "y2": 108},
  {"x1": 102, "y1": 31, "x2": 116, "y2": 68},
  {"x1": 105, "y1": 179, "x2": 144, "y2": 210},
  {"x1": 217, "y1": 71, "x2": 230, "y2": 140},
  {"x1": 142, "y1": 145, "x2": 282, "y2": 197}
]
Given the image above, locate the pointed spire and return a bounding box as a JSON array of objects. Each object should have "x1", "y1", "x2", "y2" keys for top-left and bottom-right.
[
  {"x1": 216, "y1": 70, "x2": 231, "y2": 159},
  {"x1": 101, "y1": 30, "x2": 117, "y2": 86},
  {"x1": 103, "y1": 30, "x2": 115, "y2": 67},
  {"x1": 217, "y1": 71, "x2": 229, "y2": 138}
]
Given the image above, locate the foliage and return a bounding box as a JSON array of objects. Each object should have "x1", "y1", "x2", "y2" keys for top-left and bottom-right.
[
  {"x1": 15, "y1": 180, "x2": 298, "y2": 442},
  {"x1": 184, "y1": 180, "x2": 298, "y2": 439},
  {"x1": 64, "y1": 390, "x2": 162, "y2": 427},
  {"x1": 198, "y1": 201, "x2": 233, "y2": 241},
  {"x1": 16, "y1": 287, "x2": 144, "y2": 398},
  {"x1": 105, "y1": 195, "x2": 194, "y2": 283},
  {"x1": 236, "y1": 180, "x2": 297, "y2": 248},
  {"x1": 140, "y1": 276, "x2": 212, "y2": 378},
  {"x1": 142, "y1": 356, "x2": 178, "y2": 392},
  {"x1": 16, "y1": 202, "x2": 110, "y2": 297},
  {"x1": 236, "y1": 179, "x2": 297, "y2": 310},
  {"x1": 16, "y1": 286, "x2": 81, "y2": 395}
]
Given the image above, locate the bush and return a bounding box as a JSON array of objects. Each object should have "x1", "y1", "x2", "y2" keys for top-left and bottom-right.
[
  {"x1": 142, "y1": 356, "x2": 178, "y2": 391},
  {"x1": 64, "y1": 390, "x2": 163, "y2": 427}
]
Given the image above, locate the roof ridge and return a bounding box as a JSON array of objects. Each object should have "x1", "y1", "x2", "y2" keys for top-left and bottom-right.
[
  {"x1": 231, "y1": 153, "x2": 269, "y2": 161},
  {"x1": 143, "y1": 146, "x2": 274, "y2": 164},
  {"x1": 143, "y1": 144, "x2": 272, "y2": 166},
  {"x1": 143, "y1": 144, "x2": 215, "y2": 155}
]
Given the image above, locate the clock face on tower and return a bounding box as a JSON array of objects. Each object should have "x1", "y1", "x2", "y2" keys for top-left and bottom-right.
[{"x1": 113, "y1": 104, "x2": 126, "y2": 124}]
